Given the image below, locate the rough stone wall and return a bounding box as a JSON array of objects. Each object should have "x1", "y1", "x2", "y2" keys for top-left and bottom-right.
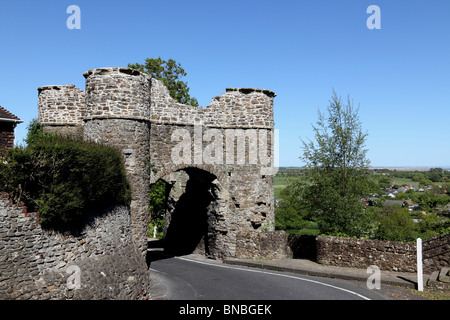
[
  {"x1": 83, "y1": 67, "x2": 151, "y2": 121},
  {"x1": 423, "y1": 234, "x2": 450, "y2": 273},
  {"x1": 315, "y1": 236, "x2": 417, "y2": 272},
  {"x1": 149, "y1": 124, "x2": 276, "y2": 258},
  {"x1": 150, "y1": 79, "x2": 274, "y2": 129},
  {"x1": 83, "y1": 68, "x2": 151, "y2": 258},
  {"x1": 0, "y1": 195, "x2": 149, "y2": 300},
  {"x1": 289, "y1": 234, "x2": 450, "y2": 274},
  {"x1": 235, "y1": 230, "x2": 291, "y2": 260},
  {"x1": 37, "y1": 67, "x2": 278, "y2": 260},
  {"x1": 37, "y1": 85, "x2": 85, "y2": 138},
  {"x1": 149, "y1": 77, "x2": 277, "y2": 258}
]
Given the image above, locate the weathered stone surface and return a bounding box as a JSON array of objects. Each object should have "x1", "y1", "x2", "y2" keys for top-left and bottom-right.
[
  {"x1": 37, "y1": 85, "x2": 85, "y2": 139},
  {"x1": 0, "y1": 198, "x2": 149, "y2": 300},
  {"x1": 289, "y1": 234, "x2": 450, "y2": 274},
  {"x1": 236, "y1": 230, "x2": 291, "y2": 260},
  {"x1": 38, "y1": 67, "x2": 278, "y2": 261}
]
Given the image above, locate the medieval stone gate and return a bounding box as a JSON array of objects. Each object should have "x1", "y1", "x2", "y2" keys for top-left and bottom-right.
[{"x1": 37, "y1": 67, "x2": 287, "y2": 260}]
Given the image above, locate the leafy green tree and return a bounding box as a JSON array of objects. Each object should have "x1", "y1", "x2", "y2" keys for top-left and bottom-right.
[
  {"x1": 428, "y1": 169, "x2": 443, "y2": 183},
  {"x1": 375, "y1": 207, "x2": 419, "y2": 242},
  {"x1": 375, "y1": 174, "x2": 393, "y2": 189},
  {"x1": 298, "y1": 90, "x2": 375, "y2": 237},
  {"x1": 148, "y1": 179, "x2": 169, "y2": 239},
  {"x1": 128, "y1": 57, "x2": 199, "y2": 107},
  {"x1": 275, "y1": 187, "x2": 308, "y2": 231}
]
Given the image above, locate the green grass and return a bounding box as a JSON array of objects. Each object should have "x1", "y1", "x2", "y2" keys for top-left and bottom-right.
[
  {"x1": 285, "y1": 228, "x2": 320, "y2": 236},
  {"x1": 391, "y1": 177, "x2": 419, "y2": 186},
  {"x1": 274, "y1": 176, "x2": 291, "y2": 197},
  {"x1": 274, "y1": 176, "x2": 304, "y2": 197},
  {"x1": 391, "y1": 177, "x2": 446, "y2": 187},
  {"x1": 282, "y1": 221, "x2": 320, "y2": 236}
]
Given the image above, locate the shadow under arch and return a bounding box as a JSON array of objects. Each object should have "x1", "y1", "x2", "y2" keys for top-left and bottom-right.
[{"x1": 150, "y1": 166, "x2": 229, "y2": 259}]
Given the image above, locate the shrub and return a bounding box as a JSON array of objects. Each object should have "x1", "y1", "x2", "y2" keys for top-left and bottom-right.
[
  {"x1": 0, "y1": 121, "x2": 131, "y2": 229},
  {"x1": 374, "y1": 207, "x2": 419, "y2": 242}
]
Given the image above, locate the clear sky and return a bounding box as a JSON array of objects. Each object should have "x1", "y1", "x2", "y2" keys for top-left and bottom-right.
[{"x1": 1, "y1": 0, "x2": 449, "y2": 167}]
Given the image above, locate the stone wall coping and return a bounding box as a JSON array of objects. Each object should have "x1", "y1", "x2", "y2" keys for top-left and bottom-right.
[
  {"x1": 83, "y1": 67, "x2": 150, "y2": 79},
  {"x1": 37, "y1": 84, "x2": 83, "y2": 94},
  {"x1": 226, "y1": 87, "x2": 276, "y2": 97}
]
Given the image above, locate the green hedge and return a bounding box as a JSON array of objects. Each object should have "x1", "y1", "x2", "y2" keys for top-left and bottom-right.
[{"x1": 0, "y1": 121, "x2": 131, "y2": 229}]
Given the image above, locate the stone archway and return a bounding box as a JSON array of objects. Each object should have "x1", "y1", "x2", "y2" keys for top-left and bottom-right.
[
  {"x1": 38, "y1": 67, "x2": 282, "y2": 261},
  {"x1": 151, "y1": 167, "x2": 230, "y2": 259}
]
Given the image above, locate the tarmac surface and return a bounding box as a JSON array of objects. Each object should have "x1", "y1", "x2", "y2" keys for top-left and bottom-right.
[
  {"x1": 147, "y1": 239, "x2": 442, "y2": 300},
  {"x1": 222, "y1": 256, "x2": 423, "y2": 289}
]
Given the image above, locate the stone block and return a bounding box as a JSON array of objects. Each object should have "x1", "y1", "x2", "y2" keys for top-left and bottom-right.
[{"x1": 438, "y1": 267, "x2": 450, "y2": 283}]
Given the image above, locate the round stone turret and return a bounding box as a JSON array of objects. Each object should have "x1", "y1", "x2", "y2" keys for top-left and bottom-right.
[
  {"x1": 83, "y1": 67, "x2": 151, "y2": 257},
  {"x1": 37, "y1": 84, "x2": 85, "y2": 137},
  {"x1": 83, "y1": 67, "x2": 151, "y2": 121}
]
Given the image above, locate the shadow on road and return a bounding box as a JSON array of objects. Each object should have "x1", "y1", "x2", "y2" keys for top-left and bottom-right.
[{"x1": 147, "y1": 238, "x2": 181, "y2": 267}]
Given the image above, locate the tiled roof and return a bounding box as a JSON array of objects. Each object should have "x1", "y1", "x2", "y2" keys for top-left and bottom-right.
[{"x1": 0, "y1": 106, "x2": 22, "y2": 123}]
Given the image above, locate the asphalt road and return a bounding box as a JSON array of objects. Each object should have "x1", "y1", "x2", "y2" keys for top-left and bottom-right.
[{"x1": 148, "y1": 252, "x2": 391, "y2": 301}]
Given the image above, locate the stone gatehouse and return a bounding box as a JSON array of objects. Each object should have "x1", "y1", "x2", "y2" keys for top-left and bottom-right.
[{"x1": 37, "y1": 67, "x2": 288, "y2": 260}]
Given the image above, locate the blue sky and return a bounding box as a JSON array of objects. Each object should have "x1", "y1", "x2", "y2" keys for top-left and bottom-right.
[{"x1": 1, "y1": 0, "x2": 449, "y2": 167}]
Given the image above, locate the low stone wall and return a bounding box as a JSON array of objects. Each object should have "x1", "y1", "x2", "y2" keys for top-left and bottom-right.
[
  {"x1": 423, "y1": 234, "x2": 450, "y2": 273},
  {"x1": 0, "y1": 196, "x2": 150, "y2": 300},
  {"x1": 315, "y1": 236, "x2": 417, "y2": 272},
  {"x1": 288, "y1": 234, "x2": 449, "y2": 274},
  {"x1": 235, "y1": 230, "x2": 291, "y2": 260}
]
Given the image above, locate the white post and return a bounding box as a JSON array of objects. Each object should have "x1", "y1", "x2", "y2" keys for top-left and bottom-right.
[
  {"x1": 153, "y1": 226, "x2": 157, "y2": 239},
  {"x1": 416, "y1": 238, "x2": 423, "y2": 292}
]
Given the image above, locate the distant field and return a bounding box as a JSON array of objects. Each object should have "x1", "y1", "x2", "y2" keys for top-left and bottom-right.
[
  {"x1": 274, "y1": 176, "x2": 297, "y2": 197},
  {"x1": 372, "y1": 166, "x2": 450, "y2": 171},
  {"x1": 391, "y1": 177, "x2": 420, "y2": 186},
  {"x1": 391, "y1": 177, "x2": 446, "y2": 187}
]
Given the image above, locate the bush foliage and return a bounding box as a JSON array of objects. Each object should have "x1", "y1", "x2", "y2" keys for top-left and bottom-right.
[{"x1": 0, "y1": 120, "x2": 131, "y2": 229}]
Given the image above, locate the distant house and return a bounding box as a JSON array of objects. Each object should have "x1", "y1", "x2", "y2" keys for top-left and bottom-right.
[
  {"x1": 396, "y1": 187, "x2": 407, "y2": 193},
  {"x1": 0, "y1": 106, "x2": 23, "y2": 150},
  {"x1": 387, "y1": 192, "x2": 396, "y2": 198},
  {"x1": 404, "y1": 199, "x2": 414, "y2": 207}
]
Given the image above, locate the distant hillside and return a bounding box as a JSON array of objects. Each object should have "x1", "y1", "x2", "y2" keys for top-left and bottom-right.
[
  {"x1": 278, "y1": 166, "x2": 450, "y2": 172},
  {"x1": 371, "y1": 166, "x2": 450, "y2": 171}
]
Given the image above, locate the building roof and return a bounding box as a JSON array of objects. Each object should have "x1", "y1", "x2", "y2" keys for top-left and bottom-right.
[{"x1": 0, "y1": 106, "x2": 23, "y2": 123}]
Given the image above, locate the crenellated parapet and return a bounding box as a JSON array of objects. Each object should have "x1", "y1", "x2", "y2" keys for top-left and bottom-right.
[
  {"x1": 83, "y1": 67, "x2": 151, "y2": 121},
  {"x1": 37, "y1": 67, "x2": 280, "y2": 260},
  {"x1": 150, "y1": 79, "x2": 275, "y2": 129}
]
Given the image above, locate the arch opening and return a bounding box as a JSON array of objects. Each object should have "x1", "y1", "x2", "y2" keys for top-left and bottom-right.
[{"x1": 149, "y1": 167, "x2": 226, "y2": 258}]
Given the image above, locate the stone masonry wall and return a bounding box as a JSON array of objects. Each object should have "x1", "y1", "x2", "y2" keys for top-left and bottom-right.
[
  {"x1": 149, "y1": 79, "x2": 277, "y2": 258},
  {"x1": 37, "y1": 85, "x2": 85, "y2": 138},
  {"x1": 83, "y1": 68, "x2": 151, "y2": 258},
  {"x1": 289, "y1": 234, "x2": 450, "y2": 274},
  {"x1": 37, "y1": 67, "x2": 278, "y2": 260},
  {"x1": 236, "y1": 229, "x2": 291, "y2": 260},
  {"x1": 0, "y1": 195, "x2": 150, "y2": 300},
  {"x1": 422, "y1": 234, "x2": 450, "y2": 273},
  {"x1": 150, "y1": 78, "x2": 275, "y2": 129},
  {"x1": 315, "y1": 236, "x2": 417, "y2": 272}
]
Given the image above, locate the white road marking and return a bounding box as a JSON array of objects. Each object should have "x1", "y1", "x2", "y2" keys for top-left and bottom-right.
[{"x1": 175, "y1": 256, "x2": 372, "y2": 300}]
